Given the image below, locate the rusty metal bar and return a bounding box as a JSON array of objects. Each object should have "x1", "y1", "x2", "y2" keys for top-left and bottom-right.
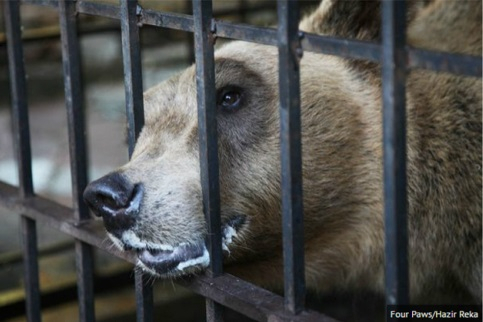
[
  {"x1": 4, "y1": 2, "x2": 34, "y2": 199},
  {"x1": 119, "y1": 0, "x2": 153, "y2": 321},
  {"x1": 58, "y1": 1, "x2": 96, "y2": 321},
  {"x1": 192, "y1": 1, "x2": 224, "y2": 320},
  {"x1": 21, "y1": 0, "x2": 483, "y2": 77},
  {"x1": 0, "y1": 182, "x2": 135, "y2": 263},
  {"x1": 277, "y1": 0, "x2": 305, "y2": 315},
  {"x1": 192, "y1": 0, "x2": 221, "y2": 286},
  {"x1": 120, "y1": 0, "x2": 145, "y2": 156},
  {"x1": 4, "y1": 1, "x2": 41, "y2": 322},
  {"x1": 180, "y1": 274, "x2": 339, "y2": 322}
]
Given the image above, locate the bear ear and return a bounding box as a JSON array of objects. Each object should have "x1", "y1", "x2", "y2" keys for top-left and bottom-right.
[{"x1": 299, "y1": 0, "x2": 434, "y2": 41}]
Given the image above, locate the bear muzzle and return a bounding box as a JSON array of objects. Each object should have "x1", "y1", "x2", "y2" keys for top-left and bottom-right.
[{"x1": 84, "y1": 171, "x2": 248, "y2": 277}]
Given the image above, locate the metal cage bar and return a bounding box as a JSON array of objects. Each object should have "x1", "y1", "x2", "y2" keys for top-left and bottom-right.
[
  {"x1": 19, "y1": 219, "x2": 41, "y2": 322},
  {"x1": 192, "y1": 0, "x2": 224, "y2": 320},
  {"x1": 23, "y1": 0, "x2": 482, "y2": 77},
  {"x1": 58, "y1": 1, "x2": 96, "y2": 321},
  {"x1": 4, "y1": 1, "x2": 34, "y2": 199},
  {"x1": 381, "y1": 0, "x2": 410, "y2": 306},
  {"x1": 277, "y1": 0, "x2": 305, "y2": 315},
  {"x1": 120, "y1": 0, "x2": 145, "y2": 156},
  {"x1": 119, "y1": 1, "x2": 154, "y2": 321},
  {"x1": 4, "y1": 2, "x2": 41, "y2": 322},
  {"x1": 134, "y1": 272, "x2": 154, "y2": 322}
]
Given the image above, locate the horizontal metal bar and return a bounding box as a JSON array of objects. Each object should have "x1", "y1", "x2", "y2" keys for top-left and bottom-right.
[
  {"x1": 302, "y1": 33, "x2": 381, "y2": 62},
  {"x1": 77, "y1": 1, "x2": 119, "y2": 19},
  {"x1": 408, "y1": 46, "x2": 482, "y2": 78},
  {"x1": 0, "y1": 182, "x2": 136, "y2": 263},
  {"x1": 21, "y1": 0, "x2": 483, "y2": 77},
  {"x1": 179, "y1": 275, "x2": 338, "y2": 322},
  {"x1": 215, "y1": 20, "x2": 277, "y2": 45},
  {"x1": 0, "y1": 181, "x2": 337, "y2": 321},
  {"x1": 141, "y1": 9, "x2": 194, "y2": 32},
  {"x1": 79, "y1": 1, "x2": 277, "y2": 32}
]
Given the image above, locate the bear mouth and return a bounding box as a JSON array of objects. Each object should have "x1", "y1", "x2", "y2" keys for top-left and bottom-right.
[
  {"x1": 137, "y1": 243, "x2": 209, "y2": 276},
  {"x1": 135, "y1": 215, "x2": 246, "y2": 277}
]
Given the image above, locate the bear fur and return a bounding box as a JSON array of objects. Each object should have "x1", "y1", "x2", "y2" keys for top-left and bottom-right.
[{"x1": 84, "y1": 0, "x2": 482, "y2": 307}]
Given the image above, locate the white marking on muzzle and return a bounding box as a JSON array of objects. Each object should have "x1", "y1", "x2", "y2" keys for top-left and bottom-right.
[
  {"x1": 176, "y1": 246, "x2": 210, "y2": 271},
  {"x1": 121, "y1": 230, "x2": 174, "y2": 251}
]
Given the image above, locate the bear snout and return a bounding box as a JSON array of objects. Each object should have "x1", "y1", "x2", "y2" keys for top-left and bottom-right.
[{"x1": 83, "y1": 172, "x2": 144, "y2": 238}]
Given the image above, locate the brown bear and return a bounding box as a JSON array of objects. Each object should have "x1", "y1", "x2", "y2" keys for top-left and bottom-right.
[{"x1": 84, "y1": 0, "x2": 482, "y2": 307}]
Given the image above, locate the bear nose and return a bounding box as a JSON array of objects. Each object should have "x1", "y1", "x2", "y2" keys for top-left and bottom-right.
[{"x1": 83, "y1": 172, "x2": 143, "y2": 236}]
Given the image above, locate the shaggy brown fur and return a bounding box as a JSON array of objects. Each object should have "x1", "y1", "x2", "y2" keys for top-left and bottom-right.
[{"x1": 85, "y1": 0, "x2": 482, "y2": 307}]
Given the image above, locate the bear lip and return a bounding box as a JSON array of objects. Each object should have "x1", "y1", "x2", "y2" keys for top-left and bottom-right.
[
  {"x1": 136, "y1": 215, "x2": 246, "y2": 276},
  {"x1": 138, "y1": 243, "x2": 208, "y2": 275}
]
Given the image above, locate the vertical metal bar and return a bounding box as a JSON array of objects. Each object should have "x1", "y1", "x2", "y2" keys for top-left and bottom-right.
[
  {"x1": 4, "y1": 2, "x2": 42, "y2": 321},
  {"x1": 184, "y1": 0, "x2": 195, "y2": 64},
  {"x1": 134, "y1": 272, "x2": 154, "y2": 322},
  {"x1": 192, "y1": 0, "x2": 224, "y2": 321},
  {"x1": 382, "y1": 0, "x2": 409, "y2": 306},
  {"x1": 58, "y1": 1, "x2": 96, "y2": 321},
  {"x1": 74, "y1": 242, "x2": 95, "y2": 321},
  {"x1": 20, "y1": 218, "x2": 41, "y2": 322},
  {"x1": 4, "y1": 2, "x2": 33, "y2": 198},
  {"x1": 119, "y1": 1, "x2": 153, "y2": 321},
  {"x1": 59, "y1": 0, "x2": 89, "y2": 221},
  {"x1": 120, "y1": 0, "x2": 145, "y2": 156},
  {"x1": 277, "y1": 0, "x2": 305, "y2": 315}
]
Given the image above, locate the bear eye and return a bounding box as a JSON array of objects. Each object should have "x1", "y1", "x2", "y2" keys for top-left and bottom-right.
[{"x1": 217, "y1": 87, "x2": 242, "y2": 112}]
